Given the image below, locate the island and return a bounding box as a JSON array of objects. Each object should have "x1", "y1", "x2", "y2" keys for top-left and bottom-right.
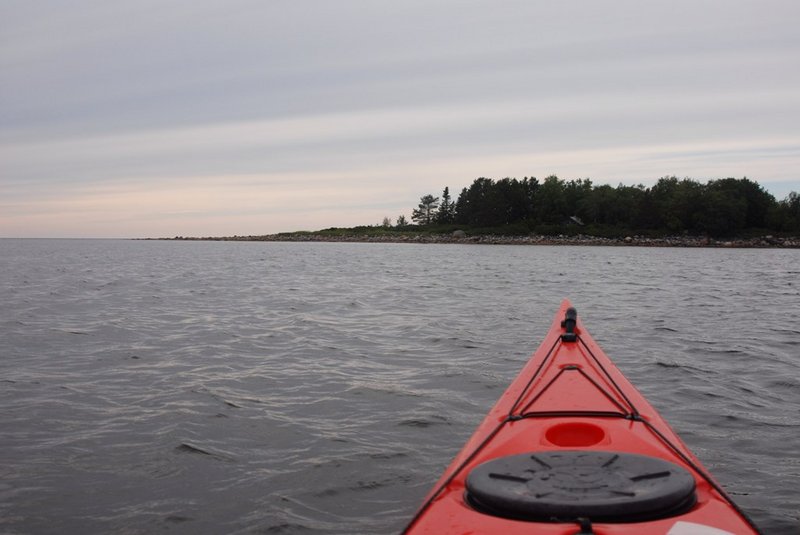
[{"x1": 158, "y1": 176, "x2": 800, "y2": 248}]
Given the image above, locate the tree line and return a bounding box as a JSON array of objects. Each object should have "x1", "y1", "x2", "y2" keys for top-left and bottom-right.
[{"x1": 397, "y1": 176, "x2": 799, "y2": 237}]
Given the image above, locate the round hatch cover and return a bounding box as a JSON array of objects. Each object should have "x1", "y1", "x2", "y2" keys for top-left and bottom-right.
[{"x1": 465, "y1": 450, "x2": 696, "y2": 523}]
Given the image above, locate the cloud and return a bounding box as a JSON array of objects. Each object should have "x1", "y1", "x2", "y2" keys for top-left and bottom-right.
[
  {"x1": 0, "y1": 170, "x2": 414, "y2": 237},
  {"x1": 4, "y1": 132, "x2": 798, "y2": 237},
  {"x1": 1, "y1": 0, "x2": 799, "y2": 237},
  {"x1": 4, "y1": 88, "x2": 798, "y2": 185}
]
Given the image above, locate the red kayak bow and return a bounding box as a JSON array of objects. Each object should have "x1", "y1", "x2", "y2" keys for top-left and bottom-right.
[{"x1": 403, "y1": 300, "x2": 760, "y2": 534}]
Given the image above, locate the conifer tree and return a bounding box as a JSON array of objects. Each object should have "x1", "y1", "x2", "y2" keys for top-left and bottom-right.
[
  {"x1": 436, "y1": 187, "x2": 455, "y2": 223},
  {"x1": 411, "y1": 194, "x2": 439, "y2": 225}
]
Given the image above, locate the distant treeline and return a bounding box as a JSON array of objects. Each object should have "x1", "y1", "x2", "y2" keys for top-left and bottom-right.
[{"x1": 404, "y1": 176, "x2": 800, "y2": 237}]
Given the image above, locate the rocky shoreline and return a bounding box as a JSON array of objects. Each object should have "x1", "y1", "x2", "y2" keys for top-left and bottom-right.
[{"x1": 166, "y1": 233, "x2": 800, "y2": 248}]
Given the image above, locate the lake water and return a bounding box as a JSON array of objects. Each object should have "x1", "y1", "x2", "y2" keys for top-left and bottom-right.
[{"x1": 1, "y1": 239, "x2": 798, "y2": 534}]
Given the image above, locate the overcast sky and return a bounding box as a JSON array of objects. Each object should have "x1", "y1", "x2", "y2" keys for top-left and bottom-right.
[{"x1": 2, "y1": 0, "x2": 799, "y2": 238}]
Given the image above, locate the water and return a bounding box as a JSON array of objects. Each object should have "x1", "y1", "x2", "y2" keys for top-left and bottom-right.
[{"x1": 1, "y1": 239, "x2": 798, "y2": 534}]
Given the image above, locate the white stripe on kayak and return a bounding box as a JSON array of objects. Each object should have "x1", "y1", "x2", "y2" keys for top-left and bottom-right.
[{"x1": 667, "y1": 521, "x2": 736, "y2": 535}]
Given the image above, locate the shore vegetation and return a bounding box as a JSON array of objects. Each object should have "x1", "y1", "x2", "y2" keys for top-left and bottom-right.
[{"x1": 163, "y1": 175, "x2": 800, "y2": 247}]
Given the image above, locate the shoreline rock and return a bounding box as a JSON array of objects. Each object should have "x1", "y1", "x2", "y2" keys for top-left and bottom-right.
[{"x1": 157, "y1": 233, "x2": 800, "y2": 248}]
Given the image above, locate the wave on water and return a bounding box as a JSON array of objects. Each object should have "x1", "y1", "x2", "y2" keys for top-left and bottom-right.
[{"x1": 1, "y1": 240, "x2": 798, "y2": 534}]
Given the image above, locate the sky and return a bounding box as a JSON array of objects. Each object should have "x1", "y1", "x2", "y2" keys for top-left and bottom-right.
[{"x1": 2, "y1": 1, "x2": 799, "y2": 238}]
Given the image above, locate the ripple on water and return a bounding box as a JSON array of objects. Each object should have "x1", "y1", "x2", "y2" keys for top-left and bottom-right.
[{"x1": 0, "y1": 240, "x2": 798, "y2": 534}]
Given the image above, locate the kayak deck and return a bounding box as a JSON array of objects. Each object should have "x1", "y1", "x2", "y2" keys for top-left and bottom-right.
[{"x1": 403, "y1": 300, "x2": 760, "y2": 534}]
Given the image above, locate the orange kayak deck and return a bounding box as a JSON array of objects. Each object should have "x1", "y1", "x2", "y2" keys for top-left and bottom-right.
[{"x1": 403, "y1": 300, "x2": 760, "y2": 534}]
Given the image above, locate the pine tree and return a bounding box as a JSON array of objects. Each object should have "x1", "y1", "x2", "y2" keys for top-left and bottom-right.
[
  {"x1": 436, "y1": 187, "x2": 455, "y2": 223},
  {"x1": 411, "y1": 194, "x2": 439, "y2": 225}
]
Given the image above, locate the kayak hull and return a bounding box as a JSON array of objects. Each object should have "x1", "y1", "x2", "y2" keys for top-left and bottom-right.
[{"x1": 403, "y1": 300, "x2": 759, "y2": 534}]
